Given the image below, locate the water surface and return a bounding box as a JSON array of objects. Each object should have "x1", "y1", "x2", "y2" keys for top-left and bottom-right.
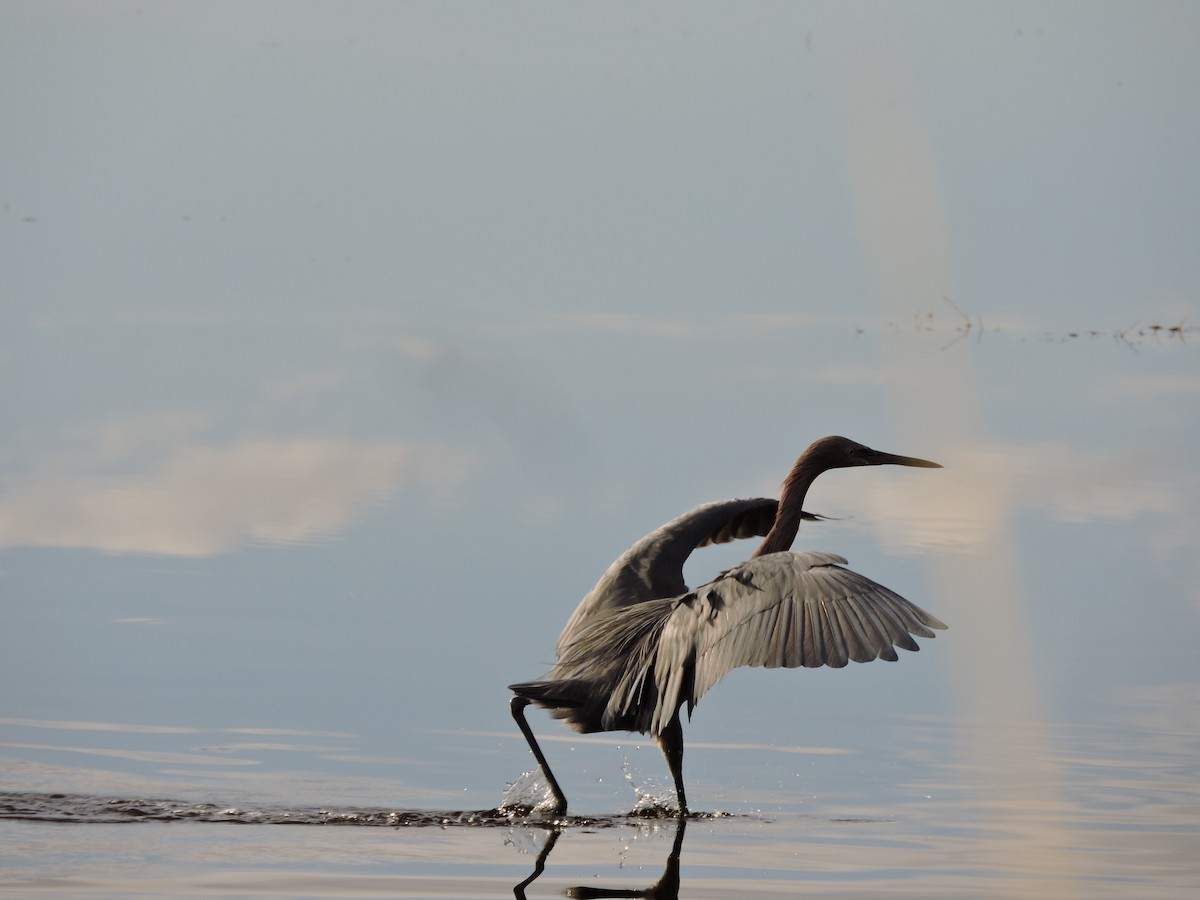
[
  {"x1": 3, "y1": 3, "x2": 1198, "y2": 898},
  {"x1": 2, "y1": 711, "x2": 1196, "y2": 897}
]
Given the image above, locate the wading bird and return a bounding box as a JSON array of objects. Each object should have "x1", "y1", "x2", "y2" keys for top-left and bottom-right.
[{"x1": 509, "y1": 436, "x2": 946, "y2": 816}]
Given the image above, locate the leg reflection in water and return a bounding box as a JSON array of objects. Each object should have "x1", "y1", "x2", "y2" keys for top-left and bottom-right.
[{"x1": 513, "y1": 817, "x2": 685, "y2": 900}]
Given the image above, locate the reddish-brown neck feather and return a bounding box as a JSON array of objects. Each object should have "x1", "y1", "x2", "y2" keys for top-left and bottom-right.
[{"x1": 751, "y1": 452, "x2": 827, "y2": 558}]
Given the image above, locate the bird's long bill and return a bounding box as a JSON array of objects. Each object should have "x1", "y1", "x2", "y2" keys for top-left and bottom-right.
[{"x1": 872, "y1": 449, "x2": 943, "y2": 468}]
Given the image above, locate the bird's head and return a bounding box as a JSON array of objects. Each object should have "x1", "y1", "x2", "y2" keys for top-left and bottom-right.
[{"x1": 804, "y1": 435, "x2": 942, "y2": 471}]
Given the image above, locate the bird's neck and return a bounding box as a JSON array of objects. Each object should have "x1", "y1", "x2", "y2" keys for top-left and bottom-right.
[{"x1": 752, "y1": 457, "x2": 824, "y2": 558}]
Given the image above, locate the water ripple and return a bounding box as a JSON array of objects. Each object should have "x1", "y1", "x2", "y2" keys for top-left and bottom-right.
[{"x1": 0, "y1": 791, "x2": 727, "y2": 828}]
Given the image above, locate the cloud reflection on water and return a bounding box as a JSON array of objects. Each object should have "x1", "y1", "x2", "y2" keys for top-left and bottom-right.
[
  {"x1": 3, "y1": 425, "x2": 1182, "y2": 560},
  {"x1": 0, "y1": 437, "x2": 477, "y2": 556},
  {"x1": 0, "y1": 742, "x2": 260, "y2": 767},
  {"x1": 829, "y1": 438, "x2": 1193, "y2": 555}
]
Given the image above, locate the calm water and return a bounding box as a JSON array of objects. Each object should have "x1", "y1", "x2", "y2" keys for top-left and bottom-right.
[
  {"x1": 4, "y1": 3, "x2": 1200, "y2": 898},
  {"x1": 2, "y1": 710, "x2": 1197, "y2": 897}
]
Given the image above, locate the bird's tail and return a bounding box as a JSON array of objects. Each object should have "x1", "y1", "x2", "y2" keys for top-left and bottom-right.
[
  {"x1": 508, "y1": 679, "x2": 600, "y2": 733},
  {"x1": 509, "y1": 679, "x2": 580, "y2": 705}
]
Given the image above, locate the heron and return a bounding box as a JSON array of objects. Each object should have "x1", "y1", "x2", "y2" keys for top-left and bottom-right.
[{"x1": 509, "y1": 435, "x2": 946, "y2": 816}]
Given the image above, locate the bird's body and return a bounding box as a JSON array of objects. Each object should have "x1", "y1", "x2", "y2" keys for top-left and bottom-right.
[{"x1": 509, "y1": 436, "x2": 947, "y2": 816}]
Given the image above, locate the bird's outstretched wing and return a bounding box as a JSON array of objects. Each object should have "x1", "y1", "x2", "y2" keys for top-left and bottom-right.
[
  {"x1": 556, "y1": 498, "x2": 782, "y2": 655},
  {"x1": 648, "y1": 551, "x2": 947, "y2": 734}
]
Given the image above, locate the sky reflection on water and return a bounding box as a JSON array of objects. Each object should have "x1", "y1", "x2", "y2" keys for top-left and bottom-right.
[
  {"x1": 1, "y1": 709, "x2": 1196, "y2": 897},
  {"x1": 3, "y1": 2, "x2": 1199, "y2": 897}
]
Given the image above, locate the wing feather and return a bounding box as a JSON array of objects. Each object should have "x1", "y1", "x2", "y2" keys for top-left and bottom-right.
[
  {"x1": 654, "y1": 551, "x2": 946, "y2": 725},
  {"x1": 779, "y1": 591, "x2": 800, "y2": 668},
  {"x1": 830, "y1": 595, "x2": 871, "y2": 664},
  {"x1": 840, "y1": 592, "x2": 898, "y2": 663},
  {"x1": 831, "y1": 596, "x2": 852, "y2": 667}
]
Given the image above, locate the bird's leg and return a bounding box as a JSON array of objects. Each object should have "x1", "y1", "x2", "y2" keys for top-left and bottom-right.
[
  {"x1": 657, "y1": 715, "x2": 689, "y2": 817},
  {"x1": 510, "y1": 696, "x2": 568, "y2": 814},
  {"x1": 512, "y1": 828, "x2": 560, "y2": 899}
]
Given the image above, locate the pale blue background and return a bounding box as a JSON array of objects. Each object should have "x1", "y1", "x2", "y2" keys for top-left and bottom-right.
[{"x1": 2, "y1": 1, "x2": 1197, "y2": 835}]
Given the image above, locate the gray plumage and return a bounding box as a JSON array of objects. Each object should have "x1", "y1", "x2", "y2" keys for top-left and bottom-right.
[
  {"x1": 554, "y1": 497, "x2": 808, "y2": 656},
  {"x1": 509, "y1": 436, "x2": 947, "y2": 816}
]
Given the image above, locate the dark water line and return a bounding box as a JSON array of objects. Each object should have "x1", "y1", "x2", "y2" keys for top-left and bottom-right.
[{"x1": 0, "y1": 791, "x2": 722, "y2": 828}]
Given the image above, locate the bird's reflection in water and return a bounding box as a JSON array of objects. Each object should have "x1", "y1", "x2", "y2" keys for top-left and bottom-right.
[{"x1": 514, "y1": 816, "x2": 685, "y2": 900}]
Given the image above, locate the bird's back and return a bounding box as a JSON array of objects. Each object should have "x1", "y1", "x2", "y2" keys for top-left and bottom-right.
[{"x1": 554, "y1": 498, "x2": 779, "y2": 655}]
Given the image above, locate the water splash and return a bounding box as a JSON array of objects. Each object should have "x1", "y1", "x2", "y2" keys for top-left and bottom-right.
[
  {"x1": 499, "y1": 768, "x2": 562, "y2": 816},
  {"x1": 620, "y1": 759, "x2": 679, "y2": 816}
]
